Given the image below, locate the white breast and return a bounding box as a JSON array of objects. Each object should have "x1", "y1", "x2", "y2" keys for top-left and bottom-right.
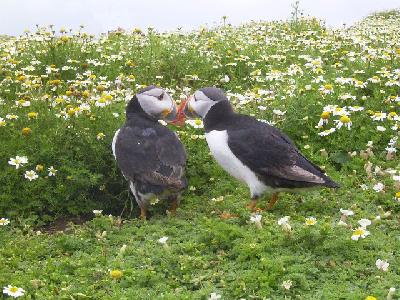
[
  {"x1": 205, "y1": 130, "x2": 270, "y2": 197},
  {"x1": 112, "y1": 129, "x2": 120, "y2": 159}
]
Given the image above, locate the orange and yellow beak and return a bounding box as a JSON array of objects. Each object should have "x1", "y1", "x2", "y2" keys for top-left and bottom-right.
[
  {"x1": 161, "y1": 107, "x2": 173, "y2": 118},
  {"x1": 170, "y1": 98, "x2": 187, "y2": 126}
]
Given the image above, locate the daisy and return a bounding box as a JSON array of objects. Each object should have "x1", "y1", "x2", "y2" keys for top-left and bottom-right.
[
  {"x1": 372, "y1": 182, "x2": 384, "y2": 192},
  {"x1": 371, "y1": 112, "x2": 387, "y2": 121},
  {"x1": 278, "y1": 216, "x2": 292, "y2": 232},
  {"x1": 317, "y1": 111, "x2": 330, "y2": 127},
  {"x1": 395, "y1": 191, "x2": 400, "y2": 202},
  {"x1": 185, "y1": 119, "x2": 204, "y2": 129},
  {"x1": 24, "y1": 170, "x2": 38, "y2": 181},
  {"x1": 348, "y1": 106, "x2": 364, "y2": 112},
  {"x1": 158, "y1": 236, "x2": 168, "y2": 244},
  {"x1": 351, "y1": 227, "x2": 370, "y2": 241},
  {"x1": 0, "y1": 117, "x2": 6, "y2": 126},
  {"x1": 375, "y1": 259, "x2": 389, "y2": 271},
  {"x1": 110, "y1": 270, "x2": 123, "y2": 280},
  {"x1": 15, "y1": 99, "x2": 31, "y2": 107},
  {"x1": 8, "y1": 156, "x2": 28, "y2": 169},
  {"x1": 6, "y1": 114, "x2": 18, "y2": 120},
  {"x1": 305, "y1": 217, "x2": 317, "y2": 226},
  {"x1": 0, "y1": 218, "x2": 10, "y2": 226},
  {"x1": 335, "y1": 115, "x2": 352, "y2": 130},
  {"x1": 332, "y1": 106, "x2": 349, "y2": 116},
  {"x1": 48, "y1": 166, "x2": 57, "y2": 176},
  {"x1": 339, "y1": 93, "x2": 356, "y2": 101},
  {"x1": 387, "y1": 288, "x2": 396, "y2": 300},
  {"x1": 318, "y1": 128, "x2": 336, "y2": 136},
  {"x1": 319, "y1": 84, "x2": 334, "y2": 95},
  {"x1": 376, "y1": 126, "x2": 386, "y2": 132},
  {"x1": 250, "y1": 214, "x2": 262, "y2": 229},
  {"x1": 93, "y1": 210, "x2": 103, "y2": 216},
  {"x1": 340, "y1": 209, "x2": 354, "y2": 217},
  {"x1": 220, "y1": 75, "x2": 230, "y2": 83},
  {"x1": 3, "y1": 285, "x2": 25, "y2": 298},
  {"x1": 209, "y1": 293, "x2": 221, "y2": 300},
  {"x1": 96, "y1": 132, "x2": 105, "y2": 140},
  {"x1": 273, "y1": 109, "x2": 286, "y2": 116},
  {"x1": 281, "y1": 280, "x2": 293, "y2": 290},
  {"x1": 358, "y1": 219, "x2": 371, "y2": 228},
  {"x1": 27, "y1": 112, "x2": 38, "y2": 119}
]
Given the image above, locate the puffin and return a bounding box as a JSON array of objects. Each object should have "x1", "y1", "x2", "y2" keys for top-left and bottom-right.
[
  {"x1": 182, "y1": 87, "x2": 339, "y2": 211},
  {"x1": 112, "y1": 86, "x2": 187, "y2": 219}
]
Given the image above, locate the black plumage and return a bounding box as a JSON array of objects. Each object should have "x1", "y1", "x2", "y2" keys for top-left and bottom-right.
[
  {"x1": 113, "y1": 87, "x2": 187, "y2": 218},
  {"x1": 188, "y1": 87, "x2": 339, "y2": 210},
  {"x1": 204, "y1": 101, "x2": 339, "y2": 190}
]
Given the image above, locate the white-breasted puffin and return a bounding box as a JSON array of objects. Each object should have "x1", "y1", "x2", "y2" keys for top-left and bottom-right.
[
  {"x1": 182, "y1": 87, "x2": 339, "y2": 210},
  {"x1": 112, "y1": 86, "x2": 187, "y2": 219}
]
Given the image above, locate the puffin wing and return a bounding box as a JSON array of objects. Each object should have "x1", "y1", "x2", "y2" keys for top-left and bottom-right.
[
  {"x1": 115, "y1": 124, "x2": 186, "y2": 189},
  {"x1": 227, "y1": 122, "x2": 331, "y2": 188}
]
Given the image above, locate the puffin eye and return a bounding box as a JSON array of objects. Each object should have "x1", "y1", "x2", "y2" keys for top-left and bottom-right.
[{"x1": 157, "y1": 93, "x2": 164, "y2": 101}]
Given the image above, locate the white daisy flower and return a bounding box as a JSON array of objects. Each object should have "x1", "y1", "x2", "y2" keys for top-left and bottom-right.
[
  {"x1": 8, "y1": 156, "x2": 28, "y2": 169},
  {"x1": 375, "y1": 259, "x2": 389, "y2": 271},
  {"x1": 24, "y1": 170, "x2": 38, "y2": 181},
  {"x1": 3, "y1": 285, "x2": 25, "y2": 298}
]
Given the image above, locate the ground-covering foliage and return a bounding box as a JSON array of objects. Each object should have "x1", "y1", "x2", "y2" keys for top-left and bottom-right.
[{"x1": 1, "y1": 9, "x2": 400, "y2": 299}]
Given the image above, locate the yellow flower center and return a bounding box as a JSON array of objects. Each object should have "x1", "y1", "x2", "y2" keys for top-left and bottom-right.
[
  {"x1": 22, "y1": 127, "x2": 32, "y2": 136},
  {"x1": 195, "y1": 119, "x2": 202, "y2": 125},
  {"x1": 82, "y1": 91, "x2": 90, "y2": 98},
  {"x1": 324, "y1": 84, "x2": 333, "y2": 90},
  {"x1": 28, "y1": 112, "x2": 38, "y2": 119},
  {"x1": 321, "y1": 111, "x2": 330, "y2": 119},
  {"x1": 110, "y1": 270, "x2": 123, "y2": 279},
  {"x1": 396, "y1": 191, "x2": 400, "y2": 198},
  {"x1": 354, "y1": 228, "x2": 364, "y2": 236},
  {"x1": 0, "y1": 220, "x2": 6, "y2": 225},
  {"x1": 9, "y1": 287, "x2": 18, "y2": 293},
  {"x1": 305, "y1": 219, "x2": 316, "y2": 225},
  {"x1": 340, "y1": 115, "x2": 351, "y2": 123}
]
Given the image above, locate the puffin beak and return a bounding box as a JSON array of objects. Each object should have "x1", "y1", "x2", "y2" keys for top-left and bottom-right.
[
  {"x1": 161, "y1": 100, "x2": 178, "y2": 123},
  {"x1": 161, "y1": 107, "x2": 173, "y2": 118},
  {"x1": 182, "y1": 95, "x2": 198, "y2": 119},
  {"x1": 170, "y1": 98, "x2": 187, "y2": 126}
]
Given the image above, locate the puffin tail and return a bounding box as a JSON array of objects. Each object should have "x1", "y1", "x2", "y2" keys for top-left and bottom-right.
[{"x1": 323, "y1": 176, "x2": 340, "y2": 189}]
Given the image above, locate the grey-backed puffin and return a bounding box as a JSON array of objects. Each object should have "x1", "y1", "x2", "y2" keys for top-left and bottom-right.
[{"x1": 112, "y1": 86, "x2": 187, "y2": 219}]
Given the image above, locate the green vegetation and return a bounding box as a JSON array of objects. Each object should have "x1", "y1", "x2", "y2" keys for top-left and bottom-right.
[{"x1": 1, "y1": 10, "x2": 400, "y2": 299}]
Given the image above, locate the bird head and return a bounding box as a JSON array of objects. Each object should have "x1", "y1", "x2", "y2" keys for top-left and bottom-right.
[
  {"x1": 182, "y1": 87, "x2": 229, "y2": 119},
  {"x1": 127, "y1": 86, "x2": 177, "y2": 122}
]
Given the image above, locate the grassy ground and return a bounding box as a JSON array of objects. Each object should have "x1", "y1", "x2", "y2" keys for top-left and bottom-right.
[{"x1": 1, "y1": 9, "x2": 400, "y2": 300}]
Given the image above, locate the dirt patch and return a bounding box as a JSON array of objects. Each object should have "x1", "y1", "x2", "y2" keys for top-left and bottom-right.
[{"x1": 39, "y1": 214, "x2": 92, "y2": 234}]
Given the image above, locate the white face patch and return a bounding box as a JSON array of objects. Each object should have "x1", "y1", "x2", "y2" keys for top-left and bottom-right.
[
  {"x1": 137, "y1": 88, "x2": 175, "y2": 119},
  {"x1": 187, "y1": 91, "x2": 218, "y2": 118}
]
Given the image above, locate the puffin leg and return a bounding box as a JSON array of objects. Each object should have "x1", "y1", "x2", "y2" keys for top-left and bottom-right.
[
  {"x1": 140, "y1": 207, "x2": 147, "y2": 220},
  {"x1": 169, "y1": 198, "x2": 178, "y2": 215},
  {"x1": 266, "y1": 193, "x2": 279, "y2": 210}
]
